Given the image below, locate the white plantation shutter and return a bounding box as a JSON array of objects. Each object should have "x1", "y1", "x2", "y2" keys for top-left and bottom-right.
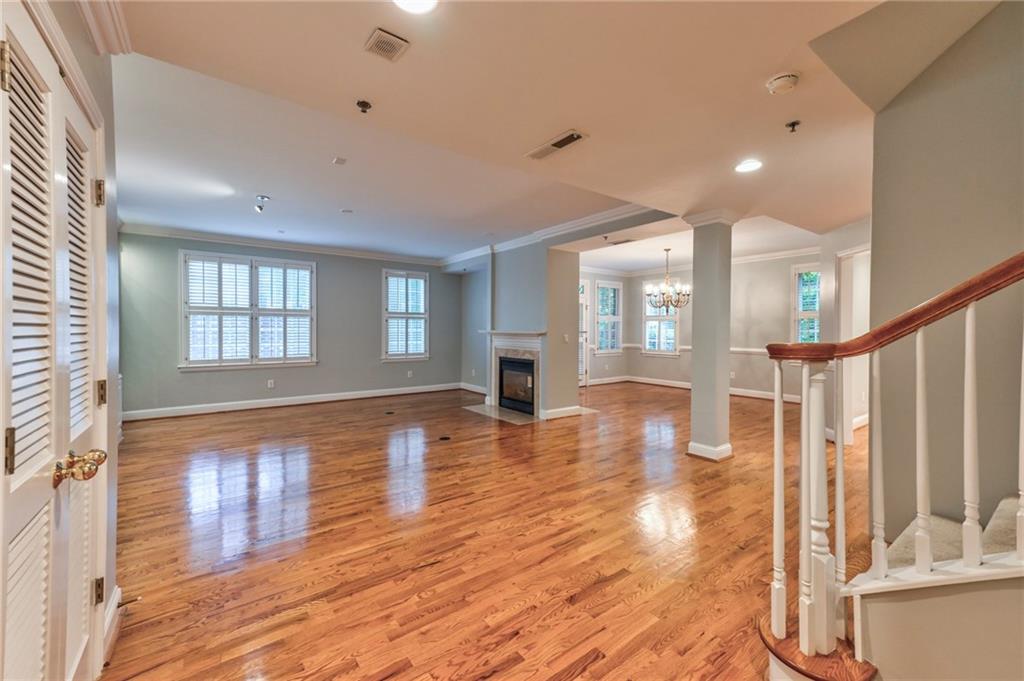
[
  {"x1": 182, "y1": 252, "x2": 315, "y2": 366},
  {"x1": 8, "y1": 42, "x2": 54, "y2": 474},
  {"x1": 66, "y1": 132, "x2": 91, "y2": 435},
  {"x1": 596, "y1": 282, "x2": 623, "y2": 352},
  {"x1": 383, "y1": 270, "x2": 428, "y2": 357}
]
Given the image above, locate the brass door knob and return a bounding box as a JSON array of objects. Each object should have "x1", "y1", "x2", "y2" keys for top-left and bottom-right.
[{"x1": 52, "y1": 449, "x2": 108, "y2": 488}]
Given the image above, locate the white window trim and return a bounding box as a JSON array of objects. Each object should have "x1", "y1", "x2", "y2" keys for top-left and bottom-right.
[
  {"x1": 594, "y1": 280, "x2": 624, "y2": 354},
  {"x1": 178, "y1": 249, "x2": 317, "y2": 370},
  {"x1": 791, "y1": 262, "x2": 822, "y2": 343},
  {"x1": 640, "y1": 278, "x2": 682, "y2": 356},
  {"x1": 381, "y1": 268, "x2": 430, "y2": 361}
]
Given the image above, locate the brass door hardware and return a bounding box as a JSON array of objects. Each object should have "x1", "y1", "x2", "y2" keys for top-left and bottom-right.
[{"x1": 53, "y1": 448, "x2": 108, "y2": 488}]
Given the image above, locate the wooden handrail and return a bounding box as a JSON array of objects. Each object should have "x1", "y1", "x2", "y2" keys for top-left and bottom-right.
[{"x1": 767, "y1": 251, "x2": 1024, "y2": 361}]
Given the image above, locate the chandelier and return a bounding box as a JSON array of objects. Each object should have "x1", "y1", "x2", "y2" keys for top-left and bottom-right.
[{"x1": 644, "y1": 248, "x2": 691, "y2": 310}]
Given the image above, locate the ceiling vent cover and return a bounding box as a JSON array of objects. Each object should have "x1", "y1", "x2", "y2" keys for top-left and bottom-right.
[
  {"x1": 365, "y1": 28, "x2": 410, "y2": 62},
  {"x1": 526, "y1": 129, "x2": 587, "y2": 160}
]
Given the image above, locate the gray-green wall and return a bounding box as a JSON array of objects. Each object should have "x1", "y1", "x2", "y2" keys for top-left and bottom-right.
[
  {"x1": 460, "y1": 268, "x2": 489, "y2": 390},
  {"x1": 119, "y1": 231, "x2": 463, "y2": 413},
  {"x1": 872, "y1": 2, "x2": 1023, "y2": 538}
]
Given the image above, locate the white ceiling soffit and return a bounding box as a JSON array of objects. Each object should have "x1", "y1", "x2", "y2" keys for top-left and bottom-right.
[
  {"x1": 121, "y1": 2, "x2": 877, "y2": 234},
  {"x1": 810, "y1": 1, "x2": 999, "y2": 113},
  {"x1": 112, "y1": 54, "x2": 624, "y2": 260},
  {"x1": 577, "y1": 215, "x2": 821, "y2": 274}
]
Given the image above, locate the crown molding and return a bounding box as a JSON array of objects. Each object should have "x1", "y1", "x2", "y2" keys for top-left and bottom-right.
[
  {"x1": 596, "y1": 246, "x2": 822, "y2": 278},
  {"x1": 580, "y1": 265, "x2": 627, "y2": 277},
  {"x1": 77, "y1": 1, "x2": 132, "y2": 55},
  {"x1": 441, "y1": 245, "x2": 492, "y2": 267},
  {"x1": 683, "y1": 208, "x2": 741, "y2": 228},
  {"x1": 119, "y1": 224, "x2": 442, "y2": 267},
  {"x1": 492, "y1": 203, "x2": 652, "y2": 254}
]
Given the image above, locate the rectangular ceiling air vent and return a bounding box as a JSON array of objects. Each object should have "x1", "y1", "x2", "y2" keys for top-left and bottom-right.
[
  {"x1": 525, "y1": 129, "x2": 587, "y2": 160},
  {"x1": 365, "y1": 28, "x2": 410, "y2": 62}
]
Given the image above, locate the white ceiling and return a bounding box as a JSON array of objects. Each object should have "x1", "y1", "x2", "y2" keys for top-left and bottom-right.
[
  {"x1": 578, "y1": 216, "x2": 821, "y2": 273},
  {"x1": 120, "y1": 1, "x2": 876, "y2": 238},
  {"x1": 112, "y1": 54, "x2": 624, "y2": 258}
]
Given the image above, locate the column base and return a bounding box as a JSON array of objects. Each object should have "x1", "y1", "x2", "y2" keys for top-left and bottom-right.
[{"x1": 686, "y1": 441, "x2": 733, "y2": 461}]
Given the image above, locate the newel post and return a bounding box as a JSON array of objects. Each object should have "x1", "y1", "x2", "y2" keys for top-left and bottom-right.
[
  {"x1": 808, "y1": 362, "x2": 835, "y2": 654},
  {"x1": 771, "y1": 360, "x2": 786, "y2": 639}
]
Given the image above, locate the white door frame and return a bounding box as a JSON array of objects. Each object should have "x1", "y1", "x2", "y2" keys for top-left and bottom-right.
[
  {"x1": 5, "y1": 3, "x2": 115, "y2": 679},
  {"x1": 579, "y1": 279, "x2": 590, "y2": 387},
  {"x1": 834, "y1": 245, "x2": 870, "y2": 444}
]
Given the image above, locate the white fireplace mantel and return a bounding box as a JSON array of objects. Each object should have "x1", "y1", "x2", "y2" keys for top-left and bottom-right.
[{"x1": 485, "y1": 331, "x2": 544, "y2": 410}]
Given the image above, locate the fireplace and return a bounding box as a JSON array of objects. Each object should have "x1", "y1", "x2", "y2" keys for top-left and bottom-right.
[{"x1": 499, "y1": 357, "x2": 535, "y2": 415}]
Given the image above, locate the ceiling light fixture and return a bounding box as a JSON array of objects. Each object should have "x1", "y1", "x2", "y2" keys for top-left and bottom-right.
[
  {"x1": 255, "y1": 194, "x2": 270, "y2": 213},
  {"x1": 394, "y1": 0, "x2": 437, "y2": 14},
  {"x1": 645, "y1": 249, "x2": 691, "y2": 311},
  {"x1": 735, "y1": 159, "x2": 763, "y2": 173}
]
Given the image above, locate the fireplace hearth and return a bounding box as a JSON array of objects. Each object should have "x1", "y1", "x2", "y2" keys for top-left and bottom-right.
[{"x1": 499, "y1": 357, "x2": 535, "y2": 415}]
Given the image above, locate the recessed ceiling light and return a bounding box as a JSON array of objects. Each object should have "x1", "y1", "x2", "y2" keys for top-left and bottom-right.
[
  {"x1": 331, "y1": 156, "x2": 347, "y2": 166},
  {"x1": 394, "y1": 0, "x2": 437, "y2": 14},
  {"x1": 340, "y1": 208, "x2": 354, "y2": 214},
  {"x1": 735, "y1": 159, "x2": 763, "y2": 173}
]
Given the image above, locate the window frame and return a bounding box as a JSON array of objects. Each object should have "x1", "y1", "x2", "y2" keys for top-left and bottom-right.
[
  {"x1": 791, "y1": 262, "x2": 822, "y2": 344},
  {"x1": 381, "y1": 268, "x2": 430, "y2": 361},
  {"x1": 594, "y1": 280, "x2": 624, "y2": 354},
  {"x1": 641, "y1": 279, "x2": 682, "y2": 356},
  {"x1": 178, "y1": 249, "x2": 317, "y2": 370}
]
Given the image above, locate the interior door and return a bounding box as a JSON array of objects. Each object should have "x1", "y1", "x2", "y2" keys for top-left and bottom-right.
[
  {"x1": 1, "y1": 3, "x2": 107, "y2": 679},
  {"x1": 578, "y1": 280, "x2": 589, "y2": 386}
]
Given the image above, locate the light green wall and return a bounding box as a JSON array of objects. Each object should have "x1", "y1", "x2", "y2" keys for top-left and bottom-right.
[
  {"x1": 543, "y1": 249, "x2": 580, "y2": 411},
  {"x1": 119, "y1": 232, "x2": 463, "y2": 412},
  {"x1": 460, "y1": 268, "x2": 489, "y2": 389},
  {"x1": 872, "y1": 2, "x2": 1023, "y2": 537}
]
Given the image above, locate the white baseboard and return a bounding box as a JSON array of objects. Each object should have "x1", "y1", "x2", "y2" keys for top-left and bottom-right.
[
  {"x1": 123, "y1": 382, "x2": 468, "y2": 421},
  {"x1": 103, "y1": 584, "x2": 123, "y2": 663},
  {"x1": 539, "y1": 405, "x2": 584, "y2": 420},
  {"x1": 585, "y1": 376, "x2": 800, "y2": 403},
  {"x1": 459, "y1": 382, "x2": 487, "y2": 394},
  {"x1": 687, "y1": 440, "x2": 733, "y2": 461},
  {"x1": 853, "y1": 413, "x2": 869, "y2": 430}
]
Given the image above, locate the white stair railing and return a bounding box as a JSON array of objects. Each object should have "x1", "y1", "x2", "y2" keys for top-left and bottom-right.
[
  {"x1": 962, "y1": 302, "x2": 983, "y2": 566},
  {"x1": 915, "y1": 329, "x2": 932, "y2": 573}
]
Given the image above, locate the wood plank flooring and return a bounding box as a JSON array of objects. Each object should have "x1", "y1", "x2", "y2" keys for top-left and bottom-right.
[{"x1": 105, "y1": 383, "x2": 869, "y2": 680}]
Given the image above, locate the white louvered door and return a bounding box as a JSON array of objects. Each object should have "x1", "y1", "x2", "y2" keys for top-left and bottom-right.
[{"x1": 1, "y1": 3, "x2": 107, "y2": 680}]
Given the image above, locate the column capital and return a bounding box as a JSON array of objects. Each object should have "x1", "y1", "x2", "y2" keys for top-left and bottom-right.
[{"x1": 683, "y1": 209, "x2": 740, "y2": 228}]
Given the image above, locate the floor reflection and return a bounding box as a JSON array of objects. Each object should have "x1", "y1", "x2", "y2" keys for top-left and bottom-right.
[
  {"x1": 185, "y1": 444, "x2": 310, "y2": 566},
  {"x1": 388, "y1": 427, "x2": 427, "y2": 516},
  {"x1": 633, "y1": 491, "x2": 697, "y2": 546},
  {"x1": 642, "y1": 418, "x2": 676, "y2": 483}
]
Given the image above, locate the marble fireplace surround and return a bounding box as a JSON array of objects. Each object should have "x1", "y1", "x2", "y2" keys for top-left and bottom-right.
[{"x1": 483, "y1": 331, "x2": 544, "y2": 413}]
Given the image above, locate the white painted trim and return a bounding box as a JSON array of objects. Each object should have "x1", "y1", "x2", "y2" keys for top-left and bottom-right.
[
  {"x1": 539, "y1": 405, "x2": 585, "y2": 420},
  {"x1": 441, "y1": 245, "x2": 492, "y2": 267},
  {"x1": 683, "y1": 208, "x2": 740, "y2": 228},
  {"x1": 103, "y1": 585, "x2": 124, "y2": 663},
  {"x1": 687, "y1": 440, "x2": 734, "y2": 461},
  {"x1": 24, "y1": 1, "x2": 105, "y2": 127},
  {"x1": 580, "y1": 264, "x2": 627, "y2": 276},
  {"x1": 852, "y1": 413, "x2": 869, "y2": 430},
  {"x1": 479, "y1": 329, "x2": 547, "y2": 337},
  {"x1": 844, "y1": 551, "x2": 1023, "y2": 596},
  {"x1": 382, "y1": 268, "x2": 430, "y2": 360},
  {"x1": 459, "y1": 382, "x2": 487, "y2": 394},
  {"x1": 122, "y1": 383, "x2": 468, "y2": 421},
  {"x1": 121, "y1": 223, "x2": 441, "y2": 266},
  {"x1": 491, "y1": 204, "x2": 652, "y2": 254},
  {"x1": 76, "y1": 0, "x2": 132, "y2": 55},
  {"x1": 584, "y1": 375, "x2": 801, "y2": 403},
  {"x1": 617, "y1": 247, "x2": 823, "y2": 278},
  {"x1": 586, "y1": 376, "x2": 631, "y2": 386},
  {"x1": 790, "y1": 261, "x2": 822, "y2": 343}
]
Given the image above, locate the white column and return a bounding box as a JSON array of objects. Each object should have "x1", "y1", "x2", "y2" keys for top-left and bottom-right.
[
  {"x1": 963, "y1": 302, "x2": 983, "y2": 566},
  {"x1": 915, "y1": 329, "x2": 932, "y2": 573},
  {"x1": 1018, "y1": 303, "x2": 1024, "y2": 559},
  {"x1": 685, "y1": 210, "x2": 736, "y2": 461},
  {"x1": 809, "y1": 362, "x2": 835, "y2": 654},
  {"x1": 833, "y1": 357, "x2": 847, "y2": 634},
  {"x1": 799, "y1": 361, "x2": 812, "y2": 654},
  {"x1": 771, "y1": 360, "x2": 786, "y2": 639},
  {"x1": 869, "y1": 350, "x2": 888, "y2": 579}
]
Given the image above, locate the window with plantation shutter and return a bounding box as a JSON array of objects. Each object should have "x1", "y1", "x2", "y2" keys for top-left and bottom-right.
[
  {"x1": 383, "y1": 270, "x2": 428, "y2": 358},
  {"x1": 180, "y1": 250, "x2": 316, "y2": 368},
  {"x1": 792, "y1": 265, "x2": 821, "y2": 343},
  {"x1": 595, "y1": 281, "x2": 623, "y2": 352},
  {"x1": 641, "y1": 280, "x2": 679, "y2": 354}
]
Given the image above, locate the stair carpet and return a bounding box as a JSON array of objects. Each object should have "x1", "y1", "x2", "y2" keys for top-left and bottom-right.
[{"x1": 887, "y1": 496, "x2": 1018, "y2": 568}]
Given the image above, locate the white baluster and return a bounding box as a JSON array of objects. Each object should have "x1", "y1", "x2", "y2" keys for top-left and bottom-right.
[
  {"x1": 1018, "y1": 304, "x2": 1024, "y2": 559},
  {"x1": 799, "y1": 361, "x2": 812, "y2": 655},
  {"x1": 834, "y1": 357, "x2": 847, "y2": 634},
  {"x1": 915, "y1": 329, "x2": 932, "y2": 573},
  {"x1": 771, "y1": 360, "x2": 787, "y2": 639},
  {"x1": 809, "y1": 363, "x2": 836, "y2": 653},
  {"x1": 963, "y1": 302, "x2": 983, "y2": 566},
  {"x1": 869, "y1": 350, "x2": 888, "y2": 579}
]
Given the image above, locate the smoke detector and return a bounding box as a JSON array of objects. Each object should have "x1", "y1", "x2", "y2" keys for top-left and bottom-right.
[
  {"x1": 765, "y1": 72, "x2": 799, "y2": 95},
  {"x1": 364, "y1": 28, "x2": 410, "y2": 62},
  {"x1": 525, "y1": 129, "x2": 588, "y2": 160}
]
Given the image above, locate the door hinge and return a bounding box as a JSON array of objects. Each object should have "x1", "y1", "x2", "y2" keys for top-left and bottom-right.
[
  {"x1": 97, "y1": 379, "x2": 108, "y2": 407},
  {"x1": 0, "y1": 41, "x2": 11, "y2": 93},
  {"x1": 4, "y1": 427, "x2": 14, "y2": 475},
  {"x1": 93, "y1": 577, "x2": 105, "y2": 605},
  {"x1": 93, "y1": 179, "x2": 105, "y2": 207}
]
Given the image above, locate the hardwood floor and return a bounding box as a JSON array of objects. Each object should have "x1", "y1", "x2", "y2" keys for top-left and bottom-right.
[{"x1": 105, "y1": 383, "x2": 869, "y2": 681}]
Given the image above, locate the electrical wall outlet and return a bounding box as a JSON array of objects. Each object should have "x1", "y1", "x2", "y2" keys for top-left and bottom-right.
[
  {"x1": 407, "y1": 370, "x2": 413, "y2": 378},
  {"x1": 267, "y1": 379, "x2": 275, "y2": 389},
  {"x1": 730, "y1": 371, "x2": 736, "y2": 379}
]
